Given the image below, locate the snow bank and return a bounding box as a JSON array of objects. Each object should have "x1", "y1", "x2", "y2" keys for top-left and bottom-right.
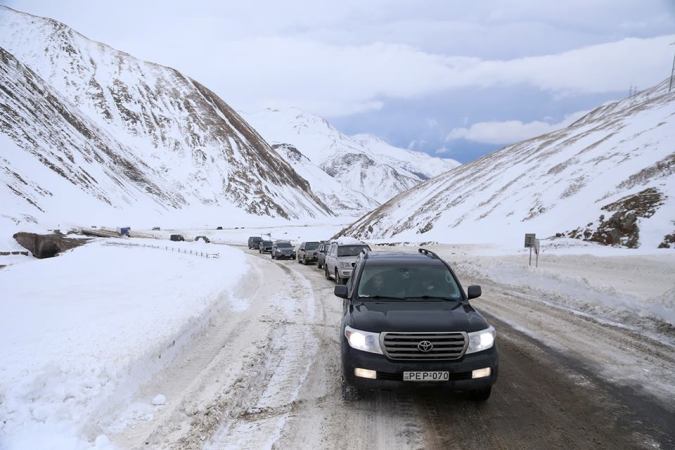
[{"x1": 0, "y1": 239, "x2": 248, "y2": 449}]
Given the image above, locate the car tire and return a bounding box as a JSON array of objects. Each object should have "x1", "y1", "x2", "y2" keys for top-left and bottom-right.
[
  {"x1": 469, "y1": 387, "x2": 492, "y2": 402},
  {"x1": 271, "y1": 253, "x2": 275, "y2": 259},
  {"x1": 335, "y1": 269, "x2": 342, "y2": 285},
  {"x1": 341, "y1": 378, "x2": 360, "y2": 401},
  {"x1": 325, "y1": 265, "x2": 331, "y2": 280}
]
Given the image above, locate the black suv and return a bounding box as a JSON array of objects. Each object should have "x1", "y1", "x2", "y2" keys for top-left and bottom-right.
[
  {"x1": 248, "y1": 236, "x2": 262, "y2": 249},
  {"x1": 259, "y1": 240, "x2": 273, "y2": 254},
  {"x1": 334, "y1": 248, "x2": 497, "y2": 401}
]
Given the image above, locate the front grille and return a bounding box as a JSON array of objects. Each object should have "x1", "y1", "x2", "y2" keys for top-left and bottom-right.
[{"x1": 381, "y1": 332, "x2": 468, "y2": 360}]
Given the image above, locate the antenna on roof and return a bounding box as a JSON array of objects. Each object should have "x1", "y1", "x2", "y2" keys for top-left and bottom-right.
[{"x1": 418, "y1": 248, "x2": 439, "y2": 259}]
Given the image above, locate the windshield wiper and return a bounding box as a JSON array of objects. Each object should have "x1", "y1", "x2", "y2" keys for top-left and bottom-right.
[
  {"x1": 358, "y1": 295, "x2": 405, "y2": 300},
  {"x1": 408, "y1": 295, "x2": 460, "y2": 301}
]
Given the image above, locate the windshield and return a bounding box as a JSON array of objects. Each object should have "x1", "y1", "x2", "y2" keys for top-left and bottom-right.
[
  {"x1": 305, "y1": 242, "x2": 319, "y2": 250},
  {"x1": 338, "y1": 245, "x2": 369, "y2": 257},
  {"x1": 357, "y1": 264, "x2": 462, "y2": 301},
  {"x1": 276, "y1": 242, "x2": 292, "y2": 248},
  {"x1": 262, "y1": 241, "x2": 272, "y2": 246}
]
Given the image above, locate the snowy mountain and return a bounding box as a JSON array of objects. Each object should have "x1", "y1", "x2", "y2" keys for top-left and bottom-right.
[
  {"x1": 0, "y1": 6, "x2": 332, "y2": 229},
  {"x1": 244, "y1": 108, "x2": 460, "y2": 210},
  {"x1": 339, "y1": 79, "x2": 675, "y2": 249}
]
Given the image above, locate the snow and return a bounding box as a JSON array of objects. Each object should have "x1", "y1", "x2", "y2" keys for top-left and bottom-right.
[
  {"x1": 0, "y1": 239, "x2": 248, "y2": 449},
  {"x1": 244, "y1": 107, "x2": 460, "y2": 207},
  {"x1": 342, "y1": 80, "x2": 675, "y2": 249}
]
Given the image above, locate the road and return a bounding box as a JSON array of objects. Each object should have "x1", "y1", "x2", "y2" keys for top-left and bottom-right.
[{"x1": 108, "y1": 247, "x2": 675, "y2": 449}]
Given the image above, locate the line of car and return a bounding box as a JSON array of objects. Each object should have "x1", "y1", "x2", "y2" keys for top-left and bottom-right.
[{"x1": 246, "y1": 235, "x2": 498, "y2": 402}]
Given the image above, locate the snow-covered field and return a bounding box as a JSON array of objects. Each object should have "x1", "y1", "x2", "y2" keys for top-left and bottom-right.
[{"x1": 0, "y1": 239, "x2": 248, "y2": 449}]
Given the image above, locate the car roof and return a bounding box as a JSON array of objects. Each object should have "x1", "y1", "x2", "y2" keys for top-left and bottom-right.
[{"x1": 363, "y1": 251, "x2": 447, "y2": 266}]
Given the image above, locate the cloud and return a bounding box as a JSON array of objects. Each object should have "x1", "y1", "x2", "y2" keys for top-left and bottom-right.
[
  {"x1": 7, "y1": 0, "x2": 674, "y2": 117},
  {"x1": 446, "y1": 110, "x2": 588, "y2": 145}
]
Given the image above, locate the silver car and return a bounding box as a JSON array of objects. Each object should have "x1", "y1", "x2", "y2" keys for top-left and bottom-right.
[
  {"x1": 324, "y1": 240, "x2": 371, "y2": 284},
  {"x1": 271, "y1": 241, "x2": 296, "y2": 260}
]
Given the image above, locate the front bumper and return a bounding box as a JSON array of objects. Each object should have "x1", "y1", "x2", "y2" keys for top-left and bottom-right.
[
  {"x1": 276, "y1": 252, "x2": 295, "y2": 259},
  {"x1": 342, "y1": 342, "x2": 498, "y2": 391}
]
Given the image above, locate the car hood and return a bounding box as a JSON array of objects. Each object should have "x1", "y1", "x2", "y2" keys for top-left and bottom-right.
[{"x1": 348, "y1": 301, "x2": 488, "y2": 333}]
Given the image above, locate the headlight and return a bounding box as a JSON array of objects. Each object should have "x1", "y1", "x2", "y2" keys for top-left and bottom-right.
[
  {"x1": 344, "y1": 326, "x2": 383, "y2": 354},
  {"x1": 340, "y1": 261, "x2": 352, "y2": 268},
  {"x1": 465, "y1": 326, "x2": 495, "y2": 354}
]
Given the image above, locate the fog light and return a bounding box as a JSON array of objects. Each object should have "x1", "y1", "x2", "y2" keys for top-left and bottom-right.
[
  {"x1": 354, "y1": 368, "x2": 377, "y2": 379},
  {"x1": 472, "y1": 367, "x2": 491, "y2": 379}
]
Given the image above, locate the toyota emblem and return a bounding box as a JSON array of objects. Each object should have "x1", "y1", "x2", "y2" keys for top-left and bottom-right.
[{"x1": 417, "y1": 340, "x2": 433, "y2": 352}]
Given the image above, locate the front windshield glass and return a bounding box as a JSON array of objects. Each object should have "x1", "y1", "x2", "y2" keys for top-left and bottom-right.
[
  {"x1": 357, "y1": 264, "x2": 462, "y2": 300},
  {"x1": 305, "y1": 242, "x2": 319, "y2": 250},
  {"x1": 262, "y1": 241, "x2": 272, "y2": 246},
  {"x1": 276, "y1": 242, "x2": 292, "y2": 248},
  {"x1": 338, "y1": 245, "x2": 369, "y2": 257}
]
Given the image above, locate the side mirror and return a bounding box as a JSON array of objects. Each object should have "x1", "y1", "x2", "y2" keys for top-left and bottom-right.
[
  {"x1": 334, "y1": 285, "x2": 348, "y2": 299},
  {"x1": 467, "y1": 285, "x2": 482, "y2": 300}
]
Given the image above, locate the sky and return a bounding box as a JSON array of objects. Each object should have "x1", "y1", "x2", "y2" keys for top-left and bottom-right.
[{"x1": 3, "y1": 0, "x2": 675, "y2": 162}]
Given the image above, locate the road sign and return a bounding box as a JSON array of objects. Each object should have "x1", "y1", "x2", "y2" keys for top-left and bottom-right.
[{"x1": 524, "y1": 233, "x2": 536, "y2": 248}]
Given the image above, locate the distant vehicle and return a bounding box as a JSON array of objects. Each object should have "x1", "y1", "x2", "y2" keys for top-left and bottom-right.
[
  {"x1": 316, "y1": 241, "x2": 329, "y2": 269},
  {"x1": 217, "y1": 226, "x2": 223, "y2": 230},
  {"x1": 170, "y1": 234, "x2": 185, "y2": 242},
  {"x1": 335, "y1": 248, "x2": 497, "y2": 401},
  {"x1": 259, "y1": 240, "x2": 273, "y2": 253},
  {"x1": 195, "y1": 235, "x2": 211, "y2": 243},
  {"x1": 91, "y1": 225, "x2": 97, "y2": 229},
  {"x1": 152, "y1": 227, "x2": 160, "y2": 231},
  {"x1": 297, "y1": 241, "x2": 320, "y2": 265},
  {"x1": 118, "y1": 227, "x2": 131, "y2": 237},
  {"x1": 248, "y1": 236, "x2": 263, "y2": 249},
  {"x1": 324, "y1": 239, "x2": 370, "y2": 284},
  {"x1": 271, "y1": 241, "x2": 296, "y2": 260}
]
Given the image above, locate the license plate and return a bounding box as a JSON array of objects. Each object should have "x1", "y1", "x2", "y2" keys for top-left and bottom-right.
[{"x1": 402, "y1": 371, "x2": 450, "y2": 382}]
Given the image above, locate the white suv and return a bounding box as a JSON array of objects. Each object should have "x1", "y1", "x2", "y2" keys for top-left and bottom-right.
[{"x1": 324, "y1": 239, "x2": 371, "y2": 284}]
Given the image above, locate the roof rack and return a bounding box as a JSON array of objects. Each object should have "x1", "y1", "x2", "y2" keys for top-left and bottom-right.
[{"x1": 418, "y1": 248, "x2": 440, "y2": 259}]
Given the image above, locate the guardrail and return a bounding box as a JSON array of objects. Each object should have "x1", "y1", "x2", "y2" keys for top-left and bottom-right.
[{"x1": 103, "y1": 241, "x2": 220, "y2": 259}]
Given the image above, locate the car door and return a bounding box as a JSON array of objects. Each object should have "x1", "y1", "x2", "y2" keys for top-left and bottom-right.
[{"x1": 328, "y1": 243, "x2": 337, "y2": 273}]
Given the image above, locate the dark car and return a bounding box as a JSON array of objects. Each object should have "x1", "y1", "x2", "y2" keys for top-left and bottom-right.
[
  {"x1": 195, "y1": 235, "x2": 211, "y2": 243},
  {"x1": 316, "y1": 241, "x2": 329, "y2": 269},
  {"x1": 271, "y1": 241, "x2": 296, "y2": 260},
  {"x1": 248, "y1": 236, "x2": 263, "y2": 249},
  {"x1": 152, "y1": 226, "x2": 160, "y2": 231},
  {"x1": 259, "y1": 240, "x2": 273, "y2": 253},
  {"x1": 170, "y1": 234, "x2": 185, "y2": 242},
  {"x1": 297, "y1": 241, "x2": 320, "y2": 264},
  {"x1": 334, "y1": 248, "x2": 497, "y2": 402},
  {"x1": 217, "y1": 226, "x2": 223, "y2": 230}
]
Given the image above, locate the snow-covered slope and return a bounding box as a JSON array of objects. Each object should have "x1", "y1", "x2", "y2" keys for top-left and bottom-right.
[
  {"x1": 340, "y1": 80, "x2": 675, "y2": 249},
  {"x1": 0, "y1": 6, "x2": 332, "y2": 229},
  {"x1": 244, "y1": 107, "x2": 460, "y2": 208}
]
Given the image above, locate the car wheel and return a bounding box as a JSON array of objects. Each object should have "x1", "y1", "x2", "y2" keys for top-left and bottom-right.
[
  {"x1": 271, "y1": 253, "x2": 275, "y2": 259},
  {"x1": 469, "y1": 387, "x2": 492, "y2": 402},
  {"x1": 341, "y1": 378, "x2": 360, "y2": 401},
  {"x1": 325, "y1": 265, "x2": 331, "y2": 280},
  {"x1": 335, "y1": 269, "x2": 342, "y2": 284}
]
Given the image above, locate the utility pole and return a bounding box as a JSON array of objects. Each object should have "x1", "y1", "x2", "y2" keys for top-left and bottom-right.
[{"x1": 670, "y1": 42, "x2": 675, "y2": 93}]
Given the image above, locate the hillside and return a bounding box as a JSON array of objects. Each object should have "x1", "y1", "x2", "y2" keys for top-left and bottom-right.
[
  {"x1": 0, "y1": 6, "x2": 332, "y2": 230},
  {"x1": 339, "y1": 80, "x2": 675, "y2": 249}
]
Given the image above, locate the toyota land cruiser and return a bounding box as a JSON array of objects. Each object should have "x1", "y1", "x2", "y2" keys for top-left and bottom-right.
[{"x1": 334, "y1": 248, "x2": 498, "y2": 401}]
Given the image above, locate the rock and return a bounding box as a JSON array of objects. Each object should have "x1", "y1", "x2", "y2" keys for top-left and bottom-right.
[{"x1": 13, "y1": 232, "x2": 89, "y2": 258}]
